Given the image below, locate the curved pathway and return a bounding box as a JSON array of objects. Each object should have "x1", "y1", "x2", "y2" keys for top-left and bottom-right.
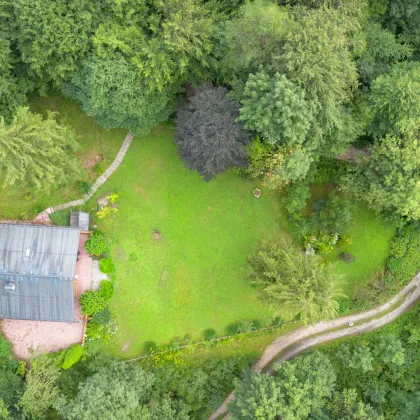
[
  {"x1": 210, "y1": 273, "x2": 420, "y2": 419},
  {"x1": 42, "y1": 132, "x2": 134, "y2": 215}
]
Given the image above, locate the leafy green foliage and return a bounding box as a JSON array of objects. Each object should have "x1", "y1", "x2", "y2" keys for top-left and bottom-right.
[
  {"x1": 246, "y1": 138, "x2": 311, "y2": 189},
  {"x1": 84, "y1": 232, "x2": 106, "y2": 256},
  {"x1": 283, "y1": 184, "x2": 310, "y2": 221},
  {"x1": 203, "y1": 329, "x2": 217, "y2": 341},
  {"x1": 56, "y1": 363, "x2": 189, "y2": 419},
  {"x1": 99, "y1": 258, "x2": 115, "y2": 275},
  {"x1": 93, "y1": 0, "x2": 214, "y2": 92},
  {"x1": 99, "y1": 280, "x2": 114, "y2": 301},
  {"x1": 357, "y1": 22, "x2": 412, "y2": 87},
  {"x1": 19, "y1": 355, "x2": 60, "y2": 419},
  {"x1": 174, "y1": 84, "x2": 249, "y2": 180},
  {"x1": 14, "y1": 0, "x2": 96, "y2": 86},
  {"x1": 344, "y1": 122, "x2": 420, "y2": 220},
  {"x1": 248, "y1": 240, "x2": 343, "y2": 323},
  {"x1": 369, "y1": 62, "x2": 420, "y2": 138},
  {"x1": 272, "y1": 4, "x2": 361, "y2": 157},
  {"x1": 230, "y1": 351, "x2": 336, "y2": 419},
  {"x1": 380, "y1": 0, "x2": 420, "y2": 53},
  {"x1": 0, "y1": 36, "x2": 28, "y2": 120},
  {"x1": 239, "y1": 72, "x2": 313, "y2": 146},
  {"x1": 80, "y1": 291, "x2": 108, "y2": 316},
  {"x1": 315, "y1": 192, "x2": 354, "y2": 235},
  {"x1": 387, "y1": 222, "x2": 420, "y2": 282},
  {"x1": 57, "y1": 345, "x2": 85, "y2": 370},
  {"x1": 0, "y1": 107, "x2": 80, "y2": 190},
  {"x1": 64, "y1": 54, "x2": 175, "y2": 134},
  {"x1": 222, "y1": 0, "x2": 291, "y2": 80}
]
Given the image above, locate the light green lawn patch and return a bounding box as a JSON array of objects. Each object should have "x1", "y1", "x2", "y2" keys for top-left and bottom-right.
[
  {"x1": 331, "y1": 204, "x2": 395, "y2": 296},
  {"x1": 0, "y1": 93, "x2": 125, "y2": 219},
  {"x1": 94, "y1": 124, "x2": 289, "y2": 356},
  {"x1": 307, "y1": 185, "x2": 395, "y2": 298}
]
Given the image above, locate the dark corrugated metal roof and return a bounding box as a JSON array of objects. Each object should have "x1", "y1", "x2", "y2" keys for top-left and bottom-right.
[
  {"x1": 0, "y1": 224, "x2": 79, "y2": 322},
  {"x1": 70, "y1": 212, "x2": 90, "y2": 231}
]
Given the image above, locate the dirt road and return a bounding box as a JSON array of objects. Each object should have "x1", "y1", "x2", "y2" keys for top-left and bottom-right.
[{"x1": 209, "y1": 273, "x2": 420, "y2": 419}]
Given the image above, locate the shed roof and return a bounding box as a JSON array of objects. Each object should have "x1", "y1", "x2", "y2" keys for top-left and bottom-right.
[
  {"x1": 70, "y1": 212, "x2": 90, "y2": 231},
  {"x1": 0, "y1": 224, "x2": 79, "y2": 322}
]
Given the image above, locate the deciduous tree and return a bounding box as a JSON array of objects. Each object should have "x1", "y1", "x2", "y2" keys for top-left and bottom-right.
[
  {"x1": 64, "y1": 54, "x2": 175, "y2": 134},
  {"x1": 369, "y1": 62, "x2": 420, "y2": 138},
  {"x1": 14, "y1": 0, "x2": 96, "y2": 86},
  {"x1": 344, "y1": 121, "x2": 420, "y2": 220},
  {"x1": 230, "y1": 351, "x2": 336, "y2": 419}
]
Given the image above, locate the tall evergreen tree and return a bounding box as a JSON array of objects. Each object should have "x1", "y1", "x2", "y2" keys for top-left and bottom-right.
[{"x1": 0, "y1": 107, "x2": 80, "y2": 190}]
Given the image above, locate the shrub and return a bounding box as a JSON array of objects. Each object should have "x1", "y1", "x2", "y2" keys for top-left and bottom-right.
[
  {"x1": 85, "y1": 232, "x2": 106, "y2": 256},
  {"x1": 283, "y1": 184, "x2": 310, "y2": 220},
  {"x1": 353, "y1": 269, "x2": 395, "y2": 309},
  {"x1": 144, "y1": 341, "x2": 158, "y2": 354},
  {"x1": 251, "y1": 320, "x2": 262, "y2": 330},
  {"x1": 339, "y1": 252, "x2": 356, "y2": 264},
  {"x1": 93, "y1": 161, "x2": 105, "y2": 175},
  {"x1": 204, "y1": 329, "x2": 217, "y2": 341},
  {"x1": 80, "y1": 291, "x2": 107, "y2": 316},
  {"x1": 99, "y1": 258, "x2": 115, "y2": 274},
  {"x1": 77, "y1": 181, "x2": 91, "y2": 194},
  {"x1": 225, "y1": 323, "x2": 241, "y2": 335},
  {"x1": 272, "y1": 316, "x2": 284, "y2": 327},
  {"x1": 99, "y1": 280, "x2": 114, "y2": 301},
  {"x1": 91, "y1": 307, "x2": 112, "y2": 325}
]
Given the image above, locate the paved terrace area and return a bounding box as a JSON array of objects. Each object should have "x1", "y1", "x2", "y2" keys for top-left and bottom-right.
[{"x1": 1, "y1": 233, "x2": 92, "y2": 359}]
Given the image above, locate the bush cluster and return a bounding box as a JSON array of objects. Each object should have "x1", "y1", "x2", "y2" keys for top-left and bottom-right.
[{"x1": 85, "y1": 232, "x2": 106, "y2": 256}]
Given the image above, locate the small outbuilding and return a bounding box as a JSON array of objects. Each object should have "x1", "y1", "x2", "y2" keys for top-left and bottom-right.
[{"x1": 70, "y1": 212, "x2": 90, "y2": 231}]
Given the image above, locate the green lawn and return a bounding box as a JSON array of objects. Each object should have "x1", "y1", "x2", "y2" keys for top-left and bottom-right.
[
  {"x1": 306, "y1": 185, "x2": 395, "y2": 298},
  {"x1": 5, "y1": 93, "x2": 395, "y2": 358},
  {"x1": 94, "y1": 124, "x2": 289, "y2": 355},
  {"x1": 0, "y1": 94, "x2": 125, "y2": 219}
]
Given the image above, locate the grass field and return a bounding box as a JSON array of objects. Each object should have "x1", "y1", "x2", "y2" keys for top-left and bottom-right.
[
  {"x1": 7, "y1": 93, "x2": 395, "y2": 358},
  {"x1": 94, "y1": 124, "x2": 290, "y2": 355},
  {"x1": 0, "y1": 94, "x2": 125, "y2": 219}
]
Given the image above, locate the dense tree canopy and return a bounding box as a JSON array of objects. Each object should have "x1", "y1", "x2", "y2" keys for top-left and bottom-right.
[
  {"x1": 344, "y1": 122, "x2": 420, "y2": 220},
  {"x1": 368, "y1": 62, "x2": 420, "y2": 138},
  {"x1": 64, "y1": 54, "x2": 175, "y2": 134},
  {"x1": 230, "y1": 351, "x2": 336, "y2": 419},
  {"x1": 13, "y1": 0, "x2": 96, "y2": 86}
]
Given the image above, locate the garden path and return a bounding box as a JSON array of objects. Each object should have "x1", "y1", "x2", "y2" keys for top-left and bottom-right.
[
  {"x1": 43, "y1": 132, "x2": 135, "y2": 215},
  {"x1": 209, "y1": 273, "x2": 420, "y2": 419}
]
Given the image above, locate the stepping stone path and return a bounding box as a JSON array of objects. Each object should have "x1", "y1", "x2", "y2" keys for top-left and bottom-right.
[{"x1": 43, "y1": 132, "x2": 135, "y2": 215}]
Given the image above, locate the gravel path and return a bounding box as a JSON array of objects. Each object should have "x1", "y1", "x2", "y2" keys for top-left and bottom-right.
[{"x1": 209, "y1": 273, "x2": 420, "y2": 419}]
